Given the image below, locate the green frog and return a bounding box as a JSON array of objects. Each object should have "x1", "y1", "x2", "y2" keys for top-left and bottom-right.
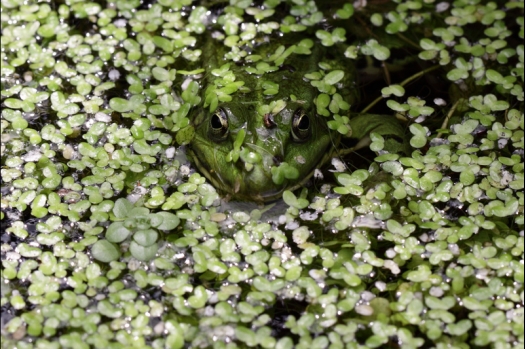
[{"x1": 188, "y1": 34, "x2": 405, "y2": 202}]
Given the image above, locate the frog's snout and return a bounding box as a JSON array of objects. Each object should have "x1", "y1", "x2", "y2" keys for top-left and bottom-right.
[{"x1": 241, "y1": 141, "x2": 284, "y2": 170}]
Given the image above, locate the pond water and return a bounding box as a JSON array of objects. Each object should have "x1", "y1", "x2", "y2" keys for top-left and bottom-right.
[{"x1": 1, "y1": 1, "x2": 524, "y2": 349}]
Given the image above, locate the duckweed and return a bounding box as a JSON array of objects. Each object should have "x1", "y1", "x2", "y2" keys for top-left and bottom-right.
[{"x1": 1, "y1": 1, "x2": 524, "y2": 349}]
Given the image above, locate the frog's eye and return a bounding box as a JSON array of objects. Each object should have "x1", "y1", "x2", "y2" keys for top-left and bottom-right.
[
  {"x1": 291, "y1": 108, "x2": 311, "y2": 142},
  {"x1": 209, "y1": 108, "x2": 229, "y2": 141}
]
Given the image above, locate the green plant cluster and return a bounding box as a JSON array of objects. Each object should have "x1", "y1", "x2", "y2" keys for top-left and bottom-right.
[
  {"x1": 93, "y1": 198, "x2": 181, "y2": 261},
  {"x1": 1, "y1": 1, "x2": 524, "y2": 349}
]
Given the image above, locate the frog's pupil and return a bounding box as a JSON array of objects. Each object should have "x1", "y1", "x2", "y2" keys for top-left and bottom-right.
[
  {"x1": 211, "y1": 114, "x2": 223, "y2": 129},
  {"x1": 209, "y1": 109, "x2": 228, "y2": 140},
  {"x1": 298, "y1": 115, "x2": 309, "y2": 130},
  {"x1": 291, "y1": 109, "x2": 311, "y2": 142}
]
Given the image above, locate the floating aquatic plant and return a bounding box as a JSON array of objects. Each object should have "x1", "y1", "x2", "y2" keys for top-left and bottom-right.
[{"x1": 1, "y1": 1, "x2": 523, "y2": 349}]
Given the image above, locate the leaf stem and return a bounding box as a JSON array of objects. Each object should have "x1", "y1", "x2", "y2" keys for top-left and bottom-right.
[
  {"x1": 396, "y1": 33, "x2": 421, "y2": 50},
  {"x1": 361, "y1": 64, "x2": 441, "y2": 114},
  {"x1": 436, "y1": 98, "x2": 464, "y2": 138}
]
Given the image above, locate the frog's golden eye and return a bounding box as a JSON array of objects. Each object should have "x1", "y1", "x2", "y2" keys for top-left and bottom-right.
[
  {"x1": 209, "y1": 108, "x2": 229, "y2": 141},
  {"x1": 291, "y1": 108, "x2": 311, "y2": 142}
]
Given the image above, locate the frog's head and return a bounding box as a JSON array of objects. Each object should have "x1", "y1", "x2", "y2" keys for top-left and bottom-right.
[{"x1": 190, "y1": 74, "x2": 334, "y2": 202}]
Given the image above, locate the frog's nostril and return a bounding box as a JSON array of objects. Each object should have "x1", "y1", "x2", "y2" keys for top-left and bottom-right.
[{"x1": 263, "y1": 113, "x2": 276, "y2": 128}]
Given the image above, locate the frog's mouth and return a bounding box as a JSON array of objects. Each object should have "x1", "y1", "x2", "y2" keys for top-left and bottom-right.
[
  {"x1": 187, "y1": 145, "x2": 288, "y2": 202},
  {"x1": 188, "y1": 139, "x2": 334, "y2": 203}
]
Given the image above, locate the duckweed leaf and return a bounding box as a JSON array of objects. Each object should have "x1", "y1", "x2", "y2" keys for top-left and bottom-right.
[
  {"x1": 409, "y1": 124, "x2": 428, "y2": 148},
  {"x1": 91, "y1": 240, "x2": 121, "y2": 263},
  {"x1": 128, "y1": 240, "x2": 157, "y2": 261},
  {"x1": 323, "y1": 70, "x2": 345, "y2": 85},
  {"x1": 283, "y1": 191, "x2": 309, "y2": 209},
  {"x1": 105, "y1": 222, "x2": 131, "y2": 243},
  {"x1": 113, "y1": 198, "x2": 133, "y2": 219},
  {"x1": 133, "y1": 229, "x2": 158, "y2": 247}
]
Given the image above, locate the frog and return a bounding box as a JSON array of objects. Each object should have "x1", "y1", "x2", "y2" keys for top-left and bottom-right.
[{"x1": 188, "y1": 34, "x2": 405, "y2": 203}]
